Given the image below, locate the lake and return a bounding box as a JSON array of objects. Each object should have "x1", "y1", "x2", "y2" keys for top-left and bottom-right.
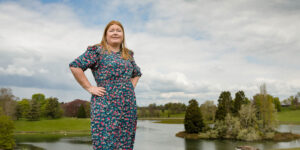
[{"x1": 16, "y1": 120, "x2": 300, "y2": 150}]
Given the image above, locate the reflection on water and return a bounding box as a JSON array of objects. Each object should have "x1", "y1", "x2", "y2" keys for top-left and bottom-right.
[{"x1": 16, "y1": 120, "x2": 300, "y2": 150}]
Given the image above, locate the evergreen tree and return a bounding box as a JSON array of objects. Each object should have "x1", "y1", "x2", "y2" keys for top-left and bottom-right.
[
  {"x1": 233, "y1": 91, "x2": 246, "y2": 116},
  {"x1": 77, "y1": 104, "x2": 86, "y2": 118},
  {"x1": 184, "y1": 99, "x2": 204, "y2": 133},
  {"x1": 27, "y1": 100, "x2": 40, "y2": 121},
  {"x1": 15, "y1": 104, "x2": 22, "y2": 120},
  {"x1": 0, "y1": 108, "x2": 15, "y2": 149},
  {"x1": 215, "y1": 91, "x2": 233, "y2": 120}
]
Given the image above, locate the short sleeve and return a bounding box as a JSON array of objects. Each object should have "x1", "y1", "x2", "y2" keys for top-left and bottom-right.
[
  {"x1": 69, "y1": 46, "x2": 99, "y2": 71},
  {"x1": 130, "y1": 51, "x2": 142, "y2": 78}
]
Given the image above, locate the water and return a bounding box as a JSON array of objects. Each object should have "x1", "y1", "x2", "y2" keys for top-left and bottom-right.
[{"x1": 16, "y1": 120, "x2": 300, "y2": 150}]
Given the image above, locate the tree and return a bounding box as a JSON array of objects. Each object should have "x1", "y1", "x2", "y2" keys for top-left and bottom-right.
[
  {"x1": 273, "y1": 97, "x2": 281, "y2": 112},
  {"x1": 200, "y1": 100, "x2": 217, "y2": 122},
  {"x1": 27, "y1": 99, "x2": 40, "y2": 121},
  {"x1": 77, "y1": 104, "x2": 87, "y2": 118},
  {"x1": 84, "y1": 102, "x2": 91, "y2": 118},
  {"x1": 239, "y1": 103, "x2": 258, "y2": 129},
  {"x1": 0, "y1": 108, "x2": 15, "y2": 149},
  {"x1": 253, "y1": 84, "x2": 277, "y2": 131},
  {"x1": 215, "y1": 91, "x2": 233, "y2": 121},
  {"x1": 61, "y1": 99, "x2": 88, "y2": 117},
  {"x1": 0, "y1": 88, "x2": 17, "y2": 120},
  {"x1": 44, "y1": 97, "x2": 63, "y2": 119},
  {"x1": 32, "y1": 93, "x2": 45, "y2": 104},
  {"x1": 233, "y1": 91, "x2": 247, "y2": 116},
  {"x1": 16, "y1": 99, "x2": 30, "y2": 119},
  {"x1": 282, "y1": 96, "x2": 294, "y2": 105},
  {"x1": 184, "y1": 99, "x2": 204, "y2": 133}
]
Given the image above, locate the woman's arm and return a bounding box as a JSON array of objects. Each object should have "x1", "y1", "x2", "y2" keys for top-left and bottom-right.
[
  {"x1": 70, "y1": 67, "x2": 106, "y2": 96},
  {"x1": 130, "y1": 76, "x2": 141, "y2": 89}
]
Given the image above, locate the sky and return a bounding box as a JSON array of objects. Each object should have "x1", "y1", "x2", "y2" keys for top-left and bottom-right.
[{"x1": 0, "y1": 0, "x2": 300, "y2": 106}]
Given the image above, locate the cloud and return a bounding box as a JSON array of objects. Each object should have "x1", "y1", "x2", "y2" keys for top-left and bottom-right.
[{"x1": 0, "y1": 0, "x2": 300, "y2": 106}]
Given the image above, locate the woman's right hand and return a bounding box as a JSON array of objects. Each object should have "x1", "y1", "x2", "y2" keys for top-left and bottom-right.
[{"x1": 87, "y1": 86, "x2": 106, "y2": 96}]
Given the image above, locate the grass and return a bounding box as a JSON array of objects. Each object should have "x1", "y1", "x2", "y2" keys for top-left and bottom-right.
[
  {"x1": 277, "y1": 109, "x2": 300, "y2": 124},
  {"x1": 14, "y1": 117, "x2": 90, "y2": 134}
]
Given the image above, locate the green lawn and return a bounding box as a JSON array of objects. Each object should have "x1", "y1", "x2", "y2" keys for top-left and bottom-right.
[
  {"x1": 277, "y1": 109, "x2": 300, "y2": 124},
  {"x1": 14, "y1": 117, "x2": 90, "y2": 134}
]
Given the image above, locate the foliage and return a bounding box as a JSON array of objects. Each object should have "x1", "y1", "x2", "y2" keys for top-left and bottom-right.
[
  {"x1": 200, "y1": 100, "x2": 217, "y2": 122},
  {"x1": 236, "y1": 127, "x2": 261, "y2": 141},
  {"x1": 84, "y1": 102, "x2": 91, "y2": 118},
  {"x1": 0, "y1": 88, "x2": 17, "y2": 120},
  {"x1": 61, "y1": 99, "x2": 89, "y2": 117},
  {"x1": 239, "y1": 103, "x2": 258, "y2": 129},
  {"x1": 32, "y1": 93, "x2": 46, "y2": 104},
  {"x1": 232, "y1": 91, "x2": 249, "y2": 116},
  {"x1": 0, "y1": 108, "x2": 15, "y2": 149},
  {"x1": 184, "y1": 99, "x2": 204, "y2": 133},
  {"x1": 164, "y1": 102, "x2": 186, "y2": 114},
  {"x1": 273, "y1": 97, "x2": 281, "y2": 112},
  {"x1": 27, "y1": 99, "x2": 40, "y2": 121},
  {"x1": 253, "y1": 84, "x2": 278, "y2": 132},
  {"x1": 137, "y1": 102, "x2": 186, "y2": 118},
  {"x1": 215, "y1": 91, "x2": 233, "y2": 121},
  {"x1": 44, "y1": 97, "x2": 63, "y2": 119},
  {"x1": 213, "y1": 114, "x2": 240, "y2": 138},
  {"x1": 77, "y1": 104, "x2": 87, "y2": 118},
  {"x1": 16, "y1": 99, "x2": 30, "y2": 119}
]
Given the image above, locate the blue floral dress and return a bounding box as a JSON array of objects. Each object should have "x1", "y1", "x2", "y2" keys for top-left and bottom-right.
[{"x1": 69, "y1": 45, "x2": 142, "y2": 150}]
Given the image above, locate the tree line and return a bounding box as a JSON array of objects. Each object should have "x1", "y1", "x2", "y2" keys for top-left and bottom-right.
[
  {"x1": 137, "y1": 102, "x2": 187, "y2": 118},
  {"x1": 183, "y1": 84, "x2": 295, "y2": 141},
  {"x1": 0, "y1": 88, "x2": 92, "y2": 149}
]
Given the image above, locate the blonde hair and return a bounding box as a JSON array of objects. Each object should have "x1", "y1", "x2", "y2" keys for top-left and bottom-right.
[{"x1": 93, "y1": 20, "x2": 132, "y2": 60}]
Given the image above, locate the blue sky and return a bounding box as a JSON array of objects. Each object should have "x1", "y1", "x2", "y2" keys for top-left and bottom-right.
[{"x1": 0, "y1": 0, "x2": 300, "y2": 106}]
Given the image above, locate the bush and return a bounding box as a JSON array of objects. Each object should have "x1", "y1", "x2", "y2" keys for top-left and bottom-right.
[
  {"x1": 0, "y1": 108, "x2": 15, "y2": 149},
  {"x1": 237, "y1": 127, "x2": 261, "y2": 141}
]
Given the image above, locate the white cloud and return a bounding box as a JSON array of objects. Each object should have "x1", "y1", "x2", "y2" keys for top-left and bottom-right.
[
  {"x1": 0, "y1": 65, "x2": 34, "y2": 76},
  {"x1": 1, "y1": 0, "x2": 300, "y2": 106}
]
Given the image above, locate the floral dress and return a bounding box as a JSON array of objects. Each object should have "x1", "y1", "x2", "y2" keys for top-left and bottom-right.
[{"x1": 69, "y1": 45, "x2": 142, "y2": 150}]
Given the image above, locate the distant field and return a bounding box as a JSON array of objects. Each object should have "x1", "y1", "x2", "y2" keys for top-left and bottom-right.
[{"x1": 277, "y1": 109, "x2": 300, "y2": 124}]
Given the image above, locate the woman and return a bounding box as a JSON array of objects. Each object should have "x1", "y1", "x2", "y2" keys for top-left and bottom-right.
[{"x1": 69, "y1": 20, "x2": 142, "y2": 150}]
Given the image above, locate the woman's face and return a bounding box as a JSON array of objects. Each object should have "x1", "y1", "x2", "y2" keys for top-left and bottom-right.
[{"x1": 106, "y1": 24, "x2": 124, "y2": 47}]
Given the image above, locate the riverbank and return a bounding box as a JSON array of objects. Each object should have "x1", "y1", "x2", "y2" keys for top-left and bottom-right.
[
  {"x1": 140, "y1": 109, "x2": 300, "y2": 124},
  {"x1": 272, "y1": 148, "x2": 300, "y2": 150},
  {"x1": 175, "y1": 131, "x2": 300, "y2": 142}
]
